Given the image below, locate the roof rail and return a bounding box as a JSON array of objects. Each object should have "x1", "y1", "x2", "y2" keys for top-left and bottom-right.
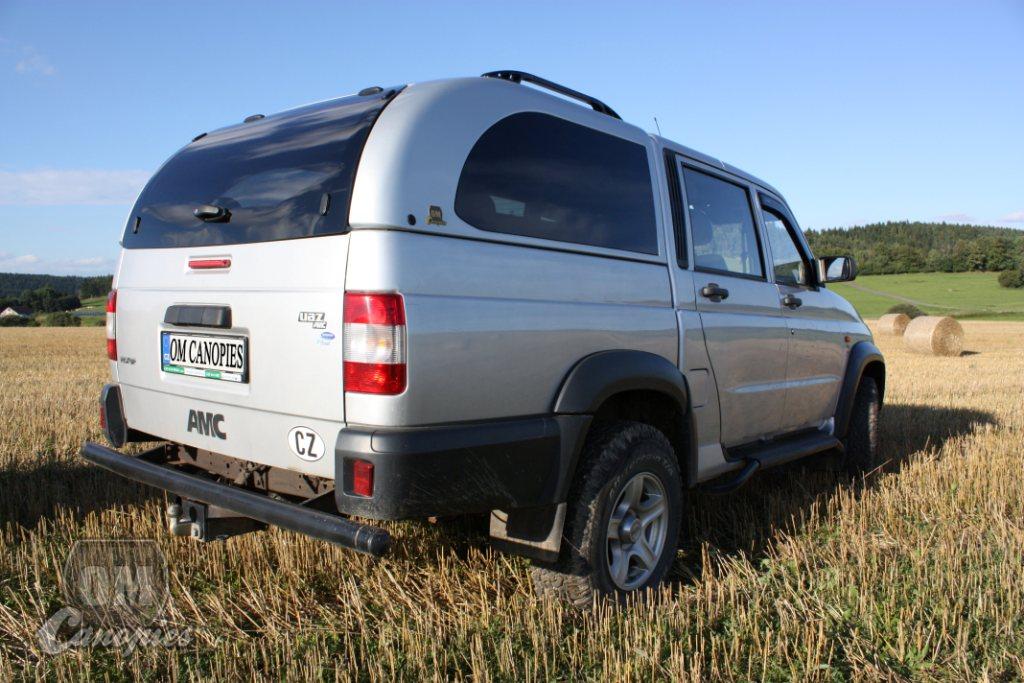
[{"x1": 481, "y1": 71, "x2": 621, "y2": 120}]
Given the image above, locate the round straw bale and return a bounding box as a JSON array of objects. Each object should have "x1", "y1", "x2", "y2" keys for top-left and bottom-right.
[
  {"x1": 877, "y1": 313, "x2": 910, "y2": 336},
  {"x1": 902, "y1": 316, "x2": 964, "y2": 356}
]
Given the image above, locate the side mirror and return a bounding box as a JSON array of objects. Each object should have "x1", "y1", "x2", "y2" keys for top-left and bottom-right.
[{"x1": 817, "y1": 255, "x2": 857, "y2": 283}]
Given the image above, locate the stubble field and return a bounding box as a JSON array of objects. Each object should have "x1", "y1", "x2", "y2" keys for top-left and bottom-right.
[{"x1": 0, "y1": 322, "x2": 1022, "y2": 680}]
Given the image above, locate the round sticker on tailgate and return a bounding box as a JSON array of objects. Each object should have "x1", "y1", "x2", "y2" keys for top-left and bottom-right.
[{"x1": 287, "y1": 426, "x2": 326, "y2": 461}]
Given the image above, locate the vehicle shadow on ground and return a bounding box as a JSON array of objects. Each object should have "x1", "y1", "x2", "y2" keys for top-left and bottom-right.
[
  {"x1": 388, "y1": 403, "x2": 999, "y2": 572},
  {"x1": 667, "y1": 403, "x2": 996, "y2": 587},
  {"x1": 0, "y1": 457, "x2": 163, "y2": 530}
]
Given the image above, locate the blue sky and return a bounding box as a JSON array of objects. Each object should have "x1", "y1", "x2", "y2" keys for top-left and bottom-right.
[{"x1": 1, "y1": 0, "x2": 1022, "y2": 275}]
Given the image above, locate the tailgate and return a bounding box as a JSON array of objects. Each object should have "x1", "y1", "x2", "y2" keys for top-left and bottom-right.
[{"x1": 113, "y1": 236, "x2": 349, "y2": 476}]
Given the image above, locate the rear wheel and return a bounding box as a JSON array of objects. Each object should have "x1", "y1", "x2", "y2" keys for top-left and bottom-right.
[
  {"x1": 843, "y1": 376, "x2": 881, "y2": 474},
  {"x1": 530, "y1": 421, "x2": 682, "y2": 608}
]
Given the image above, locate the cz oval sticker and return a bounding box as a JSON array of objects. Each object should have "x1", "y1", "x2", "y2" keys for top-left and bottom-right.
[{"x1": 287, "y1": 426, "x2": 326, "y2": 462}]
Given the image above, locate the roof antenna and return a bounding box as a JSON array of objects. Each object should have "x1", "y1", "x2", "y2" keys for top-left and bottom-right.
[{"x1": 653, "y1": 116, "x2": 662, "y2": 136}]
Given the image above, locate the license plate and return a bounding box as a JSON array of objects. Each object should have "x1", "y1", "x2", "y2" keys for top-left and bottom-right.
[{"x1": 161, "y1": 331, "x2": 248, "y2": 383}]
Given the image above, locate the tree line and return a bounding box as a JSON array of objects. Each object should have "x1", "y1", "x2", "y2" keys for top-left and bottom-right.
[
  {"x1": 0, "y1": 273, "x2": 113, "y2": 299},
  {"x1": 0, "y1": 286, "x2": 81, "y2": 314},
  {"x1": 804, "y1": 222, "x2": 1024, "y2": 278},
  {"x1": 0, "y1": 274, "x2": 114, "y2": 315}
]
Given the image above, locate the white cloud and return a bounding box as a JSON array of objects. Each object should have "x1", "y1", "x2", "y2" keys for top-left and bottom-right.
[
  {"x1": 0, "y1": 169, "x2": 150, "y2": 205},
  {"x1": 0, "y1": 253, "x2": 40, "y2": 269},
  {"x1": 0, "y1": 253, "x2": 114, "y2": 275},
  {"x1": 11, "y1": 43, "x2": 55, "y2": 77},
  {"x1": 2, "y1": 39, "x2": 55, "y2": 77},
  {"x1": 999, "y1": 211, "x2": 1024, "y2": 223},
  {"x1": 936, "y1": 213, "x2": 974, "y2": 224},
  {"x1": 69, "y1": 257, "x2": 106, "y2": 267},
  {"x1": 0, "y1": 253, "x2": 34, "y2": 269}
]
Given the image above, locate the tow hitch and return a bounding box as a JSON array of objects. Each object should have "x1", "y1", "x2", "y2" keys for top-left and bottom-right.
[{"x1": 167, "y1": 498, "x2": 266, "y2": 542}]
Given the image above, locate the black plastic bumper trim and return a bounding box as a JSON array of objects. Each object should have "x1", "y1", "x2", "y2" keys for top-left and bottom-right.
[
  {"x1": 80, "y1": 441, "x2": 390, "y2": 556},
  {"x1": 335, "y1": 415, "x2": 590, "y2": 520}
]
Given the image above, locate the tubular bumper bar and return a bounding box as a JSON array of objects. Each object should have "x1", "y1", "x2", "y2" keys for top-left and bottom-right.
[{"x1": 80, "y1": 441, "x2": 391, "y2": 557}]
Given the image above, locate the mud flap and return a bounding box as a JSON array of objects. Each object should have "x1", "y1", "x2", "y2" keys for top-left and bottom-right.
[{"x1": 489, "y1": 503, "x2": 566, "y2": 563}]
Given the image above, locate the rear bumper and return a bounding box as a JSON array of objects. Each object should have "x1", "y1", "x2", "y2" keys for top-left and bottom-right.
[
  {"x1": 96, "y1": 382, "x2": 591, "y2": 527},
  {"x1": 80, "y1": 441, "x2": 391, "y2": 556},
  {"x1": 334, "y1": 415, "x2": 591, "y2": 520}
]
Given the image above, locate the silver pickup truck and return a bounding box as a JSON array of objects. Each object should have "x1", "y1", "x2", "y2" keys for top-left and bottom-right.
[{"x1": 83, "y1": 71, "x2": 884, "y2": 606}]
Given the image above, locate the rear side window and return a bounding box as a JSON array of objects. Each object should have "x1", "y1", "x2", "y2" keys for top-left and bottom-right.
[
  {"x1": 455, "y1": 113, "x2": 658, "y2": 255},
  {"x1": 123, "y1": 92, "x2": 396, "y2": 249}
]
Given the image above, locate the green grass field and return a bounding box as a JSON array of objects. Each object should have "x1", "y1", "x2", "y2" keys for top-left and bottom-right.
[
  {"x1": 830, "y1": 272, "x2": 1024, "y2": 320},
  {"x1": 72, "y1": 296, "x2": 107, "y2": 326},
  {"x1": 76, "y1": 294, "x2": 105, "y2": 309}
]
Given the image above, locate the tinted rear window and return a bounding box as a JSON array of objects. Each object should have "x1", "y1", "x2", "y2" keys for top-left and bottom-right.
[
  {"x1": 455, "y1": 113, "x2": 658, "y2": 254},
  {"x1": 123, "y1": 91, "x2": 396, "y2": 249}
]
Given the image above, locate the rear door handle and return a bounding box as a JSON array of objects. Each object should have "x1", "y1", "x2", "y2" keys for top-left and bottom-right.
[
  {"x1": 164, "y1": 304, "x2": 232, "y2": 328},
  {"x1": 782, "y1": 294, "x2": 803, "y2": 309},
  {"x1": 194, "y1": 204, "x2": 232, "y2": 223},
  {"x1": 700, "y1": 283, "x2": 729, "y2": 302}
]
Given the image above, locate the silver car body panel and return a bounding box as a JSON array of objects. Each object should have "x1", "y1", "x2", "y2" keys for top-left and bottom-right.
[{"x1": 343, "y1": 229, "x2": 677, "y2": 427}]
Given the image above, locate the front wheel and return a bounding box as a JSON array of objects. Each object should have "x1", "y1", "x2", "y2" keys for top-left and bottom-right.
[
  {"x1": 530, "y1": 421, "x2": 682, "y2": 608},
  {"x1": 843, "y1": 376, "x2": 882, "y2": 474}
]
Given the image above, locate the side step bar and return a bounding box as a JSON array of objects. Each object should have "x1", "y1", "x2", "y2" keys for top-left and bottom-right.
[
  {"x1": 80, "y1": 441, "x2": 391, "y2": 556},
  {"x1": 703, "y1": 433, "x2": 842, "y2": 495}
]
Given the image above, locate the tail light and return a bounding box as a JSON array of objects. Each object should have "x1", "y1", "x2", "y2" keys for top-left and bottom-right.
[
  {"x1": 343, "y1": 292, "x2": 406, "y2": 394},
  {"x1": 105, "y1": 290, "x2": 117, "y2": 361},
  {"x1": 351, "y1": 460, "x2": 375, "y2": 497}
]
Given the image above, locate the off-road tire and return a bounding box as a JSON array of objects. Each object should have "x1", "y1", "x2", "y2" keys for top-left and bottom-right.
[
  {"x1": 530, "y1": 421, "x2": 682, "y2": 608},
  {"x1": 843, "y1": 376, "x2": 881, "y2": 474}
]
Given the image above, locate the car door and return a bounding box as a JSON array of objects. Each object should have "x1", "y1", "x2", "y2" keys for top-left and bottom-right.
[
  {"x1": 679, "y1": 163, "x2": 790, "y2": 447},
  {"x1": 758, "y1": 194, "x2": 847, "y2": 433}
]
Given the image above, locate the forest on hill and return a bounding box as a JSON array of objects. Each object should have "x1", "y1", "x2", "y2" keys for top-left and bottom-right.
[
  {"x1": 0, "y1": 272, "x2": 112, "y2": 299},
  {"x1": 805, "y1": 222, "x2": 1024, "y2": 276}
]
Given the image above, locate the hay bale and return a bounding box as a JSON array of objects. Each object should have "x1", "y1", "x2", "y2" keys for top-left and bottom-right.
[
  {"x1": 903, "y1": 316, "x2": 964, "y2": 356},
  {"x1": 877, "y1": 313, "x2": 910, "y2": 336}
]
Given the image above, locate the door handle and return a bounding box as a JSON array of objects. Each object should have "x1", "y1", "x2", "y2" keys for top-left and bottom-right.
[
  {"x1": 193, "y1": 204, "x2": 232, "y2": 223},
  {"x1": 782, "y1": 294, "x2": 803, "y2": 309},
  {"x1": 700, "y1": 283, "x2": 729, "y2": 302}
]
